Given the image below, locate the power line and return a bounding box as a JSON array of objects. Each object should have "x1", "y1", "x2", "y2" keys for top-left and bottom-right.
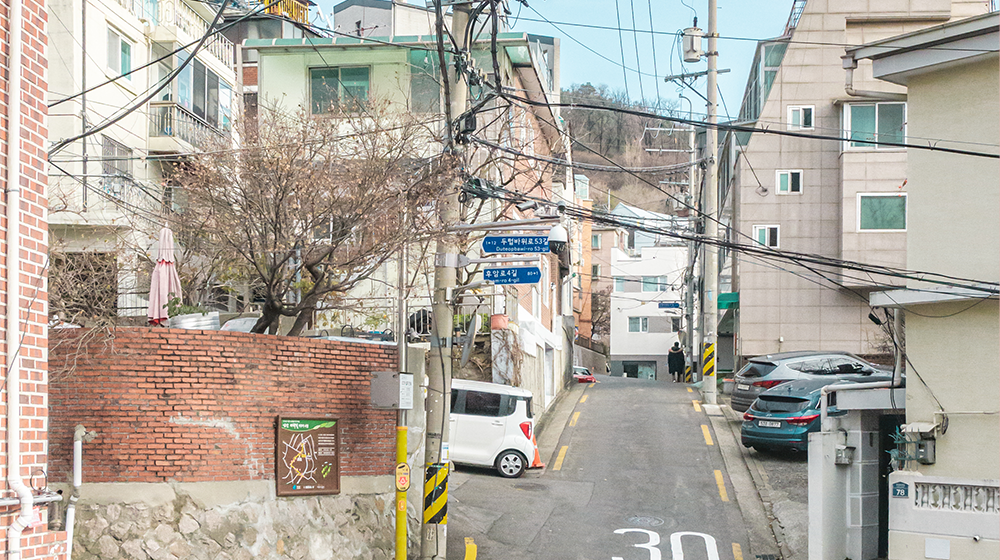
[
  {"x1": 627, "y1": 0, "x2": 644, "y2": 101},
  {"x1": 613, "y1": 0, "x2": 631, "y2": 97}
]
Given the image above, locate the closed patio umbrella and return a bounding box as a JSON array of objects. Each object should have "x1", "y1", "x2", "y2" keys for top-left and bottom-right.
[{"x1": 147, "y1": 226, "x2": 182, "y2": 326}]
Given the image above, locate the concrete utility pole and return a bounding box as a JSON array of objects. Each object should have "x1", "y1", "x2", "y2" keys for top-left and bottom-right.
[
  {"x1": 701, "y1": 0, "x2": 719, "y2": 404},
  {"x1": 421, "y1": 3, "x2": 471, "y2": 559}
]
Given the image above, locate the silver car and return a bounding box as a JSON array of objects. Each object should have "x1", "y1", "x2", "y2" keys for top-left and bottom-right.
[{"x1": 729, "y1": 351, "x2": 891, "y2": 412}]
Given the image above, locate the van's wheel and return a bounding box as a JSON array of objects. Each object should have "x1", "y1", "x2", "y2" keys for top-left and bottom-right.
[{"x1": 495, "y1": 450, "x2": 527, "y2": 478}]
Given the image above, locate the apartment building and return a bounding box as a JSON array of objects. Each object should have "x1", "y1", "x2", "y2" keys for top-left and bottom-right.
[
  {"x1": 48, "y1": 0, "x2": 243, "y2": 316},
  {"x1": 723, "y1": 0, "x2": 990, "y2": 364}
]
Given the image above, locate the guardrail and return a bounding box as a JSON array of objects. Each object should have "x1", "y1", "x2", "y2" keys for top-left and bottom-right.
[
  {"x1": 149, "y1": 102, "x2": 226, "y2": 150},
  {"x1": 158, "y1": 0, "x2": 235, "y2": 68}
]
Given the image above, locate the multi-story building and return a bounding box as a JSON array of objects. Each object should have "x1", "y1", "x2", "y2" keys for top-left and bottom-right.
[
  {"x1": 722, "y1": 0, "x2": 990, "y2": 366},
  {"x1": 248, "y1": 0, "x2": 571, "y2": 408},
  {"x1": 48, "y1": 0, "x2": 246, "y2": 316},
  {"x1": 808, "y1": 14, "x2": 999, "y2": 560},
  {"x1": 606, "y1": 204, "x2": 688, "y2": 379}
]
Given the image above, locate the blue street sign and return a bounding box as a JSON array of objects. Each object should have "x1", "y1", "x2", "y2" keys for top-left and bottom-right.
[
  {"x1": 484, "y1": 266, "x2": 542, "y2": 285},
  {"x1": 658, "y1": 302, "x2": 682, "y2": 309},
  {"x1": 482, "y1": 235, "x2": 549, "y2": 254}
]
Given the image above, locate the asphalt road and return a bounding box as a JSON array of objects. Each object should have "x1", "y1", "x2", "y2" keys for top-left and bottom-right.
[{"x1": 448, "y1": 376, "x2": 752, "y2": 560}]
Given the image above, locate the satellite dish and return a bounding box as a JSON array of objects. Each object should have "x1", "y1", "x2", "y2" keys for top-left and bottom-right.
[{"x1": 459, "y1": 315, "x2": 482, "y2": 368}]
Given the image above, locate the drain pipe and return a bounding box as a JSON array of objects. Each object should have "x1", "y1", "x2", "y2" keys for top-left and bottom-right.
[
  {"x1": 65, "y1": 425, "x2": 95, "y2": 559},
  {"x1": 5, "y1": 0, "x2": 34, "y2": 553},
  {"x1": 841, "y1": 55, "x2": 907, "y2": 101},
  {"x1": 821, "y1": 309, "x2": 905, "y2": 430}
]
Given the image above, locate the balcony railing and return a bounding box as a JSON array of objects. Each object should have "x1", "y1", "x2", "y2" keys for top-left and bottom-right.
[
  {"x1": 149, "y1": 102, "x2": 226, "y2": 151},
  {"x1": 158, "y1": 0, "x2": 235, "y2": 67}
]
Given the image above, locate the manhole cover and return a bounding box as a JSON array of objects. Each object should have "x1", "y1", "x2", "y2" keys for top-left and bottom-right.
[
  {"x1": 626, "y1": 516, "x2": 664, "y2": 527},
  {"x1": 755, "y1": 555, "x2": 780, "y2": 560},
  {"x1": 513, "y1": 482, "x2": 545, "y2": 491}
]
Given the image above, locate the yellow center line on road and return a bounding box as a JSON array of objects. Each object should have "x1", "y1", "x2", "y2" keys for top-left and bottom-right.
[
  {"x1": 701, "y1": 425, "x2": 714, "y2": 446},
  {"x1": 692, "y1": 400, "x2": 702, "y2": 412},
  {"x1": 464, "y1": 537, "x2": 477, "y2": 560},
  {"x1": 715, "y1": 470, "x2": 729, "y2": 502},
  {"x1": 552, "y1": 446, "x2": 569, "y2": 471},
  {"x1": 589, "y1": 382, "x2": 595, "y2": 387},
  {"x1": 732, "y1": 543, "x2": 743, "y2": 560},
  {"x1": 569, "y1": 411, "x2": 581, "y2": 427},
  {"x1": 580, "y1": 394, "x2": 588, "y2": 403},
  {"x1": 687, "y1": 387, "x2": 693, "y2": 393}
]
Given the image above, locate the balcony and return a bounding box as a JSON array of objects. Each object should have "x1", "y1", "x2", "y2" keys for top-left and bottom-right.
[
  {"x1": 149, "y1": 102, "x2": 226, "y2": 153},
  {"x1": 154, "y1": 0, "x2": 235, "y2": 68}
]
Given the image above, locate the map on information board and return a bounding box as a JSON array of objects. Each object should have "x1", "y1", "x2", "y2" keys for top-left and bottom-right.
[{"x1": 275, "y1": 417, "x2": 340, "y2": 496}]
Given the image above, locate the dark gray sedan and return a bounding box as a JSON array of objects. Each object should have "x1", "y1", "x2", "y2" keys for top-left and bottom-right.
[{"x1": 729, "y1": 351, "x2": 891, "y2": 412}]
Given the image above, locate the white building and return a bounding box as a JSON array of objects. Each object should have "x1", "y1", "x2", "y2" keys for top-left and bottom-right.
[{"x1": 607, "y1": 204, "x2": 688, "y2": 379}]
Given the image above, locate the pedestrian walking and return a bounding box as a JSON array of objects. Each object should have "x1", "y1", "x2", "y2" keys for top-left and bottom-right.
[{"x1": 668, "y1": 342, "x2": 685, "y2": 382}]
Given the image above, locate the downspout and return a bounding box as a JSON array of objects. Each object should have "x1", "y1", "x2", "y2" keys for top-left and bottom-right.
[
  {"x1": 841, "y1": 55, "x2": 907, "y2": 101},
  {"x1": 821, "y1": 309, "x2": 905, "y2": 429},
  {"x1": 65, "y1": 425, "x2": 94, "y2": 560},
  {"x1": 5, "y1": 0, "x2": 33, "y2": 551}
]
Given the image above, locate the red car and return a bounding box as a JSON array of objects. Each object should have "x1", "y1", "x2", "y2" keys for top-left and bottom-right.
[{"x1": 573, "y1": 366, "x2": 597, "y2": 383}]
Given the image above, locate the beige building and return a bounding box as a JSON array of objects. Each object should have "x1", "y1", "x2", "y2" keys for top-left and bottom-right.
[{"x1": 724, "y1": 0, "x2": 991, "y2": 363}]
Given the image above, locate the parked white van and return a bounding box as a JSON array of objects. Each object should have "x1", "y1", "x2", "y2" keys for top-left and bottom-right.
[{"x1": 449, "y1": 379, "x2": 536, "y2": 478}]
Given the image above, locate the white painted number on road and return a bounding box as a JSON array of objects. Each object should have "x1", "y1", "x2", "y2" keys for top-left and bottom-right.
[
  {"x1": 669, "y1": 532, "x2": 719, "y2": 560},
  {"x1": 612, "y1": 528, "x2": 661, "y2": 560},
  {"x1": 611, "y1": 530, "x2": 721, "y2": 560}
]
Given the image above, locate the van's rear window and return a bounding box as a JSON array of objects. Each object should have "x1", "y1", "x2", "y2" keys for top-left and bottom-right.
[
  {"x1": 464, "y1": 390, "x2": 503, "y2": 417},
  {"x1": 752, "y1": 395, "x2": 810, "y2": 413}
]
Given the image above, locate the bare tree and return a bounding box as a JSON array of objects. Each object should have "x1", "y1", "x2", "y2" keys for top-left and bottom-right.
[
  {"x1": 175, "y1": 101, "x2": 451, "y2": 335},
  {"x1": 590, "y1": 286, "x2": 612, "y2": 340}
]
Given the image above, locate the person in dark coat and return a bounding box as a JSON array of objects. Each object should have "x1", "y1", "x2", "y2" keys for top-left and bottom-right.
[{"x1": 667, "y1": 342, "x2": 685, "y2": 382}]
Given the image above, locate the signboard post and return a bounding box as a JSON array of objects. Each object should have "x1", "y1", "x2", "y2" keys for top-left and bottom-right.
[
  {"x1": 275, "y1": 416, "x2": 340, "y2": 496},
  {"x1": 483, "y1": 266, "x2": 542, "y2": 285},
  {"x1": 482, "y1": 235, "x2": 549, "y2": 254}
]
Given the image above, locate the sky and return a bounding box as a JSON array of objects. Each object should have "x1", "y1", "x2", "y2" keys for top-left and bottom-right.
[{"x1": 506, "y1": 0, "x2": 792, "y2": 119}]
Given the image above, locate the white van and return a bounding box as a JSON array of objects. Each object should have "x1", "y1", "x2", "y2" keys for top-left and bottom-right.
[{"x1": 449, "y1": 379, "x2": 536, "y2": 478}]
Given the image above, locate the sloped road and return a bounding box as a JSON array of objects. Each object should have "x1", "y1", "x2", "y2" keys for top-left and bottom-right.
[{"x1": 448, "y1": 375, "x2": 756, "y2": 560}]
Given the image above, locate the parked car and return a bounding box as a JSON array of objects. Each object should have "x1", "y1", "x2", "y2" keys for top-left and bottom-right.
[
  {"x1": 729, "y1": 351, "x2": 891, "y2": 412},
  {"x1": 740, "y1": 378, "x2": 851, "y2": 452},
  {"x1": 449, "y1": 379, "x2": 536, "y2": 478},
  {"x1": 573, "y1": 366, "x2": 597, "y2": 383}
]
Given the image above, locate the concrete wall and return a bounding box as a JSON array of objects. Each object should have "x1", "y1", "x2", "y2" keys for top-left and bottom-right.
[{"x1": 573, "y1": 344, "x2": 606, "y2": 377}]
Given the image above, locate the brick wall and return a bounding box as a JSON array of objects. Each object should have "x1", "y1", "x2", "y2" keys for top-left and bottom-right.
[
  {"x1": 48, "y1": 329, "x2": 398, "y2": 484},
  {"x1": 0, "y1": 0, "x2": 61, "y2": 554}
]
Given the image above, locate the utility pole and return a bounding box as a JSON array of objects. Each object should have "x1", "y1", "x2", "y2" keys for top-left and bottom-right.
[
  {"x1": 421, "y1": 2, "x2": 471, "y2": 559},
  {"x1": 81, "y1": 0, "x2": 88, "y2": 210},
  {"x1": 701, "y1": 0, "x2": 719, "y2": 404},
  {"x1": 395, "y1": 243, "x2": 408, "y2": 560}
]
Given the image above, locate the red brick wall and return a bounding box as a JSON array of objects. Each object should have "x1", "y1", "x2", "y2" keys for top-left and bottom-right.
[
  {"x1": 48, "y1": 329, "x2": 398, "y2": 484},
  {"x1": 0, "y1": 0, "x2": 62, "y2": 553}
]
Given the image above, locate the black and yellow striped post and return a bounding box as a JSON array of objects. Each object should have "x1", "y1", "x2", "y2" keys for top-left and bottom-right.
[
  {"x1": 423, "y1": 462, "x2": 448, "y2": 525},
  {"x1": 702, "y1": 342, "x2": 716, "y2": 382}
]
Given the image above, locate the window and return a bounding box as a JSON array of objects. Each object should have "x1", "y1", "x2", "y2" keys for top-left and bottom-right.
[
  {"x1": 575, "y1": 175, "x2": 590, "y2": 199},
  {"x1": 671, "y1": 317, "x2": 682, "y2": 332},
  {"x1": 311, "y1": 67, "x2": 370, "y2": 114},
  {"x1": 592, "y1": 264, "x2": 600, "y2": 279},
  {"x1": 642, "y1": 276, "x2": 667, "y2": 292},
  {"x1": 409, "y1": 50, "x2": 441, "y2": 113},
  {"x1": 846, "y1": 102, "x2": 906, "y2": 149},
  {"x1": 107, "y1": 27, "x2": 132, "y2": 79},
  {"x1": 628, "y1": 317, "x2": 648, "y2": 333},
  {"x1": 787, "y1": 106, "x2": 813, "y2": 130},
  {"x1": 463, "y1": 390, "x2": 503, "y2": 417},
  {"x1": 591, "y1": 233, "x2": 601, "y2": 249},
  {"x1": 858, "y1": 193, "x2": 907, "y2": 231},
  {"x1": 776, "y1": 170, "x2": 802, "y2": 194},
  {"x1": 753, "y1": 225, "x2": 779, "y2": 248},
  {"x1": 614, "y1": 277, "x2": 625, "y2": 292},
  {"x1": 101, "y1": 135, "x2": 132, "y2": 195}
]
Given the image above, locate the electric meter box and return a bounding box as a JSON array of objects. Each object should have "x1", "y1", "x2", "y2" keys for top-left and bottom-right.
[{"x1": 370, "y1": 371, "x2": 414, "y2": 410}]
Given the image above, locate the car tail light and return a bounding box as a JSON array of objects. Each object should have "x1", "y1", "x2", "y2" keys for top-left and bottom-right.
[
  {"x1": 785, "y1": 414, "x2": 820, "y2": 426},
  {"x1": 742, "y1": 411, "x2": 755, "y2": 421},
  {"x1": 519, "y1": 421, "x2": 532, "y2": 440},
  {"x1": 752, "y1": 380, "x2": 785, "y2": 389}
]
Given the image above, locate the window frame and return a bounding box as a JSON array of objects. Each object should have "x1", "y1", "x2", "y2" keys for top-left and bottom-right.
[
  {"x1": 857, "y1": 193, "x2": 908, "y2": 232},
  {"x1": 107, "y1": 26, "x2": 132, "y2": 80},
  {"x1": 752, "y1": 225, "x2": 780, "y2": 248},
  {"x1": 591, "y1": 264, "x2": 600, "y2": 280},
  {"x1": 614, "y1": 277, "x2": 625, "y2": 292},
  {"x1": 775, "y1": 170, "x2": 803, "y2": 195},
  {"x1": 627, "y1": 316, "x2": 648, "y2": 333},
  {"x1": 309, "y1": 65, "x2": 372, "y2": 115},
  {"x1": 591, "y1": 233, "x2": 601, "y2": 249},
  {"x1": 787, "y1": 105, "x2": 814, "y2": 130},
  {"x1": 844, "y1": 102, "x2": 907, "y2": 150}
]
